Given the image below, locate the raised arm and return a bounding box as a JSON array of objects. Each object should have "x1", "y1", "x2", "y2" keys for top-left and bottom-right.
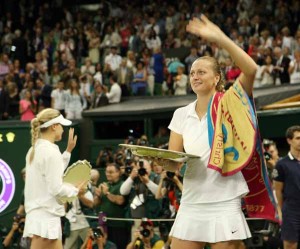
[{"x1": 186, "y1": 15, "x2": 257, "y2": 96}]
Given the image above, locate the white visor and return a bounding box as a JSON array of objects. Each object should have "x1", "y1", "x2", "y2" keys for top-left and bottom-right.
[{"x1": 39, "y1": 115, "x2": 72, "y2": 128}]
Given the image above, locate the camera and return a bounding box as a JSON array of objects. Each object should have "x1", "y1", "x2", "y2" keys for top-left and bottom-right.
[
  {"x1": 166, "y1": 171, "x2": 175, "y2": 178},
  {"x1": 116, "y1": 153, "x2": 123, "y2": 161},
  {"x1": 138, "y1": 161, "x2": 147, "y2": 176},
  {"x1": 140, "y1": 228, "x2": 150, "y2": 238},
  {"x1": 92, "y1": 228, "x2": 103, "y2": 238},
  {"x1": 264, "y1": 151, "x2": 272, "y2": 161},
  {"x1": 125, "y1": 165, "x2": 133, "y2": 174}
]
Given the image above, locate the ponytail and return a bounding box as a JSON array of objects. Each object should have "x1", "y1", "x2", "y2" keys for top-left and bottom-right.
[{"x1": 29, "y1": 117, "x2": 40, "y2": 163}]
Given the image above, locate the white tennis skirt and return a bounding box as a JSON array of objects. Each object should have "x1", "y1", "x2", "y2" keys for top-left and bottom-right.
[
  {"x1": 23, "y1": 209, "x2": 62, "y2": 240},
  {"x1": 169, "y1": 197, "x2": 251, "y2": 243}
]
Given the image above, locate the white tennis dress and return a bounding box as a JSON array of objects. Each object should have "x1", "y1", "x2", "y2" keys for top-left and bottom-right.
[
  {"x1": 23, "y1": 139, "x2": 78, "y2": 240},
  {"x1": 168, "y1": 100, "x2": 251, "y2": 242}
]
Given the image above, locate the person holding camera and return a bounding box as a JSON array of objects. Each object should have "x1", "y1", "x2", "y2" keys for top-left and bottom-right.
[
  {"x1": 263, "y1": 139, "x2": 281, "y2": 180},
  {"x1": 120, "y1": 159, "x2": 161, "y2": 241},
  {"x1": 2, "y1": 215, "x2": 30, "y2": 249},
  {"x1": 81, "y1": 226, "x2": 117, "y2": 249},
  {"x1": 155, "y1": 170, "x2": 183, "y2": 218},
  {"x1": 126, "y1": 219, "x2": 164, "y2": 249},
  {"x1": 94, "y1": 163, "x2": 130, "y2": 249}
]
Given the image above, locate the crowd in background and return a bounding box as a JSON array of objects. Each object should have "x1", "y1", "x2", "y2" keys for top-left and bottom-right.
[{"x1": 0, "y1": 0, "x2": 300, "y2": 121}]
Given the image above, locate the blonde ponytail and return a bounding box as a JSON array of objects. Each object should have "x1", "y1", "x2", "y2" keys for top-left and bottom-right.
[{"x1": 29, "y1": 118, "x2": 41, "y2": 163}]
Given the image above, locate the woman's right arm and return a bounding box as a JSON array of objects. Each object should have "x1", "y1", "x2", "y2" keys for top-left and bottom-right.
[{"x1": 168, "y1": 131, "x2": 184, "y2": 152}]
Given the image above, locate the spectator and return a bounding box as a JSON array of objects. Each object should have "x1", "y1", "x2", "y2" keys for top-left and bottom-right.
[
  {"x1": 89, "y1": 82, "x2": 109, "y2": 108},
  {"x1": 81, "y1": 58, "x2": 96, "y2": 76},
  {"x1": 94, "y1": 163, "x2": 130, "y2": 249},
  {"x1": 64, "y1": 182, "x2": 94, "y2": 249},
  {"x1": 288, "y1": 50, "x2": 300, "y2": 84},
  {"x1": 104, "y1": 46, "x2": 122, "y2": 72},
  {"x1": 103, "y1": 74, "x2": 121, "y2": 104},
  {"x1": 173, "y1": 66, "x2": 188, "y2": 95},
  {"x1": 0, "y1": 53, "x2": 11, "y2": 80},
  {"x1": 87, "y1": 30, "x2": 100, "y2": 65},
  {"x1": 120, "y1": 159, "x2": 161, "y2": 240},
  {"x1": 35, "y1": 77, "x2": 53, "y2": 111},
  {"x1": 116, "y1": 58, "x2": 134, "y2": 97},
  {"x1": 272, "y1": 46, "x2": 291, "y2": 85},
  {"x1": 50, "y1": 63, "x2": 62, "y2": 88},
  {"x1": 2, "y1": 214, "x2": 30, "y2": 249},
  {"x1": 11, "y1": 29, "x2": 27, "y2": 70},
  {"x1": 263, "y1": 139, "x2": 280, "y2": 180},
  {"x1": 93, "y1": 63, "x2": 103, "y2": 85},
  {"x1": 19, "y1": 89, "x2": 36, "y2": 121},
  {"x1": 126, "y1": 219, "x2": 164, "y2": 249},
  {"x1": 65, "y1": 79, "x2": 87, "y2": 119},
  {"x1": 81, "y1": 226, "x2": 117, "y2": 249},
  {"x1": 258, "y1": 55, "x2": 275, "y2": 87},
  {"x1": 7, "y1": 81, "x2": 20, "y2": 119},
  {"x1": 151, "y1": 47, "x2": 165, "y2": 96},
  {"x1": 273, "y1": 126, "x2": 300, "y2": 249},
  {"x1": 0, "y1": 79, "x2": 9, "y2": 120},
  {"x1": 131, "y1": 61, "x2": 148, "y2": 96},
  {"x1": 184, "y1": 47, "x2": 198, "y2": 74},
  {"x1": 145, "y1": 28, "x2": 162, "y2": 51},
  {"x1": 79, "y1": 74, "x2": 93, "y2": 108},
  {"x1": 51, "y1": 80, "x2": 67, "y2": 116}
]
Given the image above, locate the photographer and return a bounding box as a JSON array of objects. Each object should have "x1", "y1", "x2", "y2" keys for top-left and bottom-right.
[
  {"x1": 96, "y1": 148, "x2": 113, "y2": 168},
  {"x1": 126, "y1": 219, "x2": 164, "y2": 249},
  {"x1": 81, "y1": 227, "x2": 116, "y2": 249},
  {"x1": 155, "y1": 170, "x2": 183, "y2": 216},
  {"x1": 263, "y1": 139, "x2": 280, "y2": 180},
  {"x1": 120, "y1": 159, "x2": 161, "y2": 241},
  {"x1": 2, "y1": 215, "x2": 30, "y2": 249}
]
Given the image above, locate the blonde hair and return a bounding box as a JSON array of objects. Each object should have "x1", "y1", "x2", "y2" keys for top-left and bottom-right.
[
  {"x1": 29, "y1": 108, "x2": 60, "y2": 163},
  {"x1": 193, "y1": 56, "x2": 226, "y2": 92}
]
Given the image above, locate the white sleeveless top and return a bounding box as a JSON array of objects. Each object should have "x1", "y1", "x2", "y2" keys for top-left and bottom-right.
[{"x1": 168, "y1": 100, "x2": 249, "y2": 204}]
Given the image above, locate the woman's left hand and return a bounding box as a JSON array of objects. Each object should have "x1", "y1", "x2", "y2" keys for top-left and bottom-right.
[
  {"x1": 66, "y1": 128, "x2": 77, "y2": 153},
  {"x1": 186, "y1": 15, "x2": 222, "y2": 43}
]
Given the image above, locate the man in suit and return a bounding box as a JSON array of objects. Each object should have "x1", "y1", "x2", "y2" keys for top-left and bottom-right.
[
  {"x1": 0, "y1": 79, "x2": 9, "y2": 120},
  {"x1": 90, "y1": 82, "x2": 108, "y2": 108},
  {"x1": 273, "y1": 46, "x2": 291, "y2": 85},
  {"x1": 35, "y1": 77, "x2": 53, "y2": 111},
  {"x1": 116, "y1": 58, "x2": 133, "y2": 96}
]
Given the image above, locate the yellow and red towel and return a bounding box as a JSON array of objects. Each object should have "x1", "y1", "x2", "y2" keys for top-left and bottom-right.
[{"x1": 207, "y1": 80, "x2": 277, "y2": 221}]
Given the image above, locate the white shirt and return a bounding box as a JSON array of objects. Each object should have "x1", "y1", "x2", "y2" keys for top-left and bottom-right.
[
  {"x1": 104, "y1": 53, "x2": 122, "y2": 71},
  {"x1": 24, "y1": 139, "x2": 78, "y2": 216},
  {"x1": 51, "y1": 88, "x2": 67, "y2": 110},
  {"x1": 168, "y1": 100, "x2": 249, "y2": 204},
  {"x1": 106, "y1": 83, "x2": 122, "y2": 103},
  {"x1": 66, "y1": 190, "x2": 93, "y2": 231}
]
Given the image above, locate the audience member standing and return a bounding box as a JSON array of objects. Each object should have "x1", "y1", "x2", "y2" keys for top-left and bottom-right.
[
  {"x1": 273, "y1": 46, "x2": 291, "y2": 85},
  {"x1": 103, "y1": 74, "x2": 122, "y2": 104},
  {"x1": 51, "y1": 81, "x2": 67, "y2": 116},
  {"x1": 116, "y1": 58, "x2": 133, "y2": 97}
]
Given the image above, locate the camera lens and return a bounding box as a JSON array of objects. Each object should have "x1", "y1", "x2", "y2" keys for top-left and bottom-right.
[
  {"x1": 140, "y1": 228, "x2": 150, "y2": 238},
  {"x1": 264, "y1": 151, "x2": 271, "y2": 161},
  {"x1": 166, "y1": 171, "x2": 175, "y2": 178},
  {"x1": 138, "y1": 167, "x2": 147, "y2": 176},
  {"x1": 125, "y1": 166, "x2": 133, "y2": 174}
]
